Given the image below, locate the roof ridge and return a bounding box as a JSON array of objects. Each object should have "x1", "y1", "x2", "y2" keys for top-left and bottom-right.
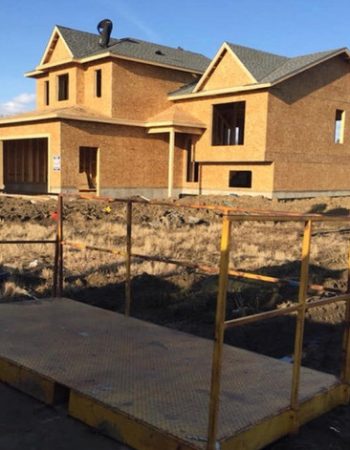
[
  {"x1": 225, "y1": 41, "x2": 289, "y2": 60},
  {"x1": 56, "y1": 24, "x2": 209, "y2": 59}
]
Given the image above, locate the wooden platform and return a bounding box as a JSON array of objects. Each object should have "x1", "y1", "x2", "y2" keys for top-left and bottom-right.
[{"x1": 0, "y1": 298, "x2": 347, "y2": 450}]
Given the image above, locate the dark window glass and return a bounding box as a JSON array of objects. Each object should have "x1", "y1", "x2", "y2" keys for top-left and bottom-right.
[
  {"x1": 58, "y1": 74, "x2": 69, "y2": 101},
  {"x1": 95, "y1": 70, "x2": 102, "y2": 98},
  {"x1": 229, "y1": 170, "x2": 252, "y2": 188}
]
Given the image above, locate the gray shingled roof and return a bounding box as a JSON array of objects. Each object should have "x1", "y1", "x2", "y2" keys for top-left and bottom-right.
[
  {"x1": 227, "y1": 43, "x2": 346, "y2": 84},
  {"x1": 170, "y1": 43, "x2": 348, "y2": 97},
  {"x1": 56, "y1": 25, "x2": 210, "y2": 73},
  {"x1": 226, "y1": 43, "x2": 289, "y2": 81},
  {"x1": 260, "y1": 48, "x2": 347, "y2": 83}
]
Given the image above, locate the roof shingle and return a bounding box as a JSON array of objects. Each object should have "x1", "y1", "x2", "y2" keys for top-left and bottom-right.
[
  {"x1": 56, "y1": 25, "x2": 210, "y2": 73},
  {"x1": 227, "y1": 43, "x2": 347, "y2": 84}
]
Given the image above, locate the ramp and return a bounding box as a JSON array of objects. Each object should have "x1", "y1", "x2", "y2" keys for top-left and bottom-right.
[{"x1": 0, "y1": 298, "x2": 346, "y2": 450}]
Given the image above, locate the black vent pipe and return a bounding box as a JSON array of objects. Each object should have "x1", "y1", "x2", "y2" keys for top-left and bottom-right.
[{"x1": 97, "y1": 19, "x2": 113, "y2": 48}]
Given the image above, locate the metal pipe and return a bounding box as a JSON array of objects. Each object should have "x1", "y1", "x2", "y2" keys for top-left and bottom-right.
[
  {"x1": 207, "y1": 215, "x2": 232, "y2": 450},
  {"x1": 125, "y1": 201, "x2": 132, "y2": 316},
  {"x1": 224, "y1": 293, "x2": 350, "y2": 329},
  {"x1": 290, "y1": 220, "x2": 312, "y2": 429},
  {"x1": 57, "y1": 194, "x2": 64, "y2": 297}
]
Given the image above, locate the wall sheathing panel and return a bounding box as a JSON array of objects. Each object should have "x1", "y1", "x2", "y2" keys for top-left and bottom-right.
[
  {"x1": 200, "y1": 49, "x2": 254, "y2": 91},
  {"x1": 174, "y1": 90, "x2": 269, "y2": 163},
  {"x1": 60, "y1": 120, "x2": 186, "y2": 194},
  {"x1": 111, "y1": 60, "x2": 198, "y2": 121},
  {"x1": 266, "y1": 56, "x2": 350, "y2": 193},
  {"x1": 199, "y1": 162, "x2": 274, "y2": 195}
]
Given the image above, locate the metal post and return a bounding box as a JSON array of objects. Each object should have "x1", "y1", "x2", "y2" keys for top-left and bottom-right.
[
  {"x1": 125, "y1": 200, "x2": 132, "y2": 316},
  {"x1": 290, "y1": 220, "x2": 312, "y2": 428},
  {"x1": 57, "y1": 194, "x2": 64, "y2": 297},
  {"x1": 52, "y1": 196, "x2": 60, "y2": 297},
  {"x1": 207, "y1": 214, "x2": 232, "y2": 450},
  {"x1": 340, "y1": 241, "x2": 350, "y2": 388}
]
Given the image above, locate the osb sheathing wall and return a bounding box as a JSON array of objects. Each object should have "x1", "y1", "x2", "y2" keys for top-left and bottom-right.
[
  {"x1": 44, "y1": 35, "x2": 71, "y2": 65},
  {"x1": 36, "y1": 65, "x2": 84, "y2": 110},
  {"x1": 200, "y1": 49, "x2": 253, "y2": 91},
  {"x1": 175, "y1": 90, "x2": 269, "y2": 163},
  {"x1": 111, "y1": 59, "x2": 198, "y2": 120},
  {"x1": 0, "y1": 121, "x2": 62, "y2": 191},
  {"x1": 266, "y1": 56, "x2": 350, "y2": 192},
  {"x1": 60, "y1": 120, "x2": 185, "y2": 191},
  {"x1": 83, "y1": 61, "x2": 113, "y2": 116},
  {"x1": 199, "y1": 163, "x2": 274, "y2": 194}
]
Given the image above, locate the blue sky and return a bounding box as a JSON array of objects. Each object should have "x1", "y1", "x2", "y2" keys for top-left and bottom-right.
[{"x1": 1, "y1": 0, "x2": 350, "y2": 114}]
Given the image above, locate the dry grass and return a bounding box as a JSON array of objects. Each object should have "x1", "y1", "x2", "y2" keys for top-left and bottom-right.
[{"x1": 0, "y1": 200, "x2": 349, "y2": 305}]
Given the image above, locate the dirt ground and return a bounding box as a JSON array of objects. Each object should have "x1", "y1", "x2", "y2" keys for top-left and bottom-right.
[{"x1": 1, "y1": 193, "x2": 350, "y2": 449}]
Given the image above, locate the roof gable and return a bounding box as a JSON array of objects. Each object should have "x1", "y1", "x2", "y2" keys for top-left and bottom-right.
[
  {"x1": 193, "y1": 43, "x2": 256, "y2": 93},
  {"x1": 171, "y1": 43, "x2": 350, "y2": 100},
  {"x1": 40, "y1": 27, "x2": 73, "y2": 65},
  {"x1": 197, "y1": 46, "x2": 256, "y2": 92}
]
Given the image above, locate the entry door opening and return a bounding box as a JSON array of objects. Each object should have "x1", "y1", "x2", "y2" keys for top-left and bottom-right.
[
  {"x1": 186, "y1": 138, "x2": 199, "y2": 183},
  {"x1": 3, "y1": 138, "x2": 48, "y2": 193},
  {"x1": 79, "y1": 147, "x2": 97, "y2": 191}
]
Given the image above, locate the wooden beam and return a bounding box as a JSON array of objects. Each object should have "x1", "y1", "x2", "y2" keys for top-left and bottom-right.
[{"x1": 168, "y1": 129, "x2": 175, "y2": 198}]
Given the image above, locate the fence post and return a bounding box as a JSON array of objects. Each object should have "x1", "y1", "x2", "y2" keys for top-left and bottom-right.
[
  {"x1": 57, "y1": 194, "x2": 64, "y2": 297},
  {"x1": 207, "y1": 213, "x2": 231, "y2": 450},
  {"x1": 341, "y1": 242, "x2": 350, "y2": 392},
  {"x1": 52, "y1": 195, "x2": 59, "y2": 297},
  {"x1": 125, "y1": 200, "x2": 132, "y2": 316},
  {"x1": 290, "y1": 220, "x2": 312, "y2": 429}
]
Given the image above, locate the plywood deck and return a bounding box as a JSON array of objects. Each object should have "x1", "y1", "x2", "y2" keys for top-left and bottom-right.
[{"x1": 0, "y1": 298, "x2": 343, "y2": 450}]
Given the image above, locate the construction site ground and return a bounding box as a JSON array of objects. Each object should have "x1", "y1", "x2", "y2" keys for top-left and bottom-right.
[{"x1": 1, "y1": 193, "x2": 350, "y2": 449}]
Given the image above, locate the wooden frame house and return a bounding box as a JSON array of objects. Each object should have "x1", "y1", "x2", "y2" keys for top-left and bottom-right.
[{"x1": 1, "y1": 23, "x2": 350, "y2": 198}]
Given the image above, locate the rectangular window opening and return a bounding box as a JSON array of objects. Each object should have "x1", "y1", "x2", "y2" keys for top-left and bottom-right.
[
  {"x1": 334, "y1": 109, "x2": 345, "y2": 144},
  {"x1": 212, "y1": 101, "x2": 245, "y2": 146},
  {"x1": 45, "y1": 80, "x2": 50, "y2": 106},
  {"x1": 95, "y1": 69, "x2": 102, "y2": 98},
  {"x1": 229, "y1": 170, "x2": 252, "y2": 188},
  {"x1": 58, "y1": 74, "x2": 69, "y2": 101}
]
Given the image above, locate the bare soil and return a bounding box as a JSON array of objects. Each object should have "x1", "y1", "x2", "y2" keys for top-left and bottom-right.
[{"x1": 1, "y1": 193, "x2": 350, "y2": 449}]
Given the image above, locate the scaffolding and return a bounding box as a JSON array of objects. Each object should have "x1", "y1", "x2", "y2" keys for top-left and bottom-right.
[{"x1": 1, "y1": 193, "x2": 350, "y2": 450}]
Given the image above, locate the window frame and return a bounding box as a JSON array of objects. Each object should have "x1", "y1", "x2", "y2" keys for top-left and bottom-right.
[
  {"x1": 44, "y1": 80, "x2": 50, "y2": 106},
  {"x1": 57, "y1": 73, "x2": 69, "y2": 101},
  {"x1": 95, "y1": 69, "x2": 102, "y2": 98},
  {"x1": 334, "y1": 109, "x2": 345, "y2": 144}
]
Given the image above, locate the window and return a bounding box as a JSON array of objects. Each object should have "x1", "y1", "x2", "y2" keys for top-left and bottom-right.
[
  {"x1": 212, "y1": 101, "x2": 245, "y2": 146},
  {"x1": 95, "y1": 69, "x2": 102, "y2": 98},
  {"x1": 229, "y1": 170, "x2": 252, "y2": 188},
  {"x1": 58, "y1": 74, "x2": 69, "y2": 101},
  {"x1": 334, "y1": 109, "x2": 345, "y2": 144},
  {"x1": 186, "y1": 139, "x2": 199, "y2": 182},
  {"x1": 45, "y1": 81, "x2": 50, "y2": 106}
]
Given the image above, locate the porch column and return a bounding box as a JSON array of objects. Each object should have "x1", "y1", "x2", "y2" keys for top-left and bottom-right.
[
  {"x1": 167, "y1": 128, "x2": 175, "y2": 198},
  {"x1": 0, "y1": 141, "x2": 3, "y2": 190}
]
